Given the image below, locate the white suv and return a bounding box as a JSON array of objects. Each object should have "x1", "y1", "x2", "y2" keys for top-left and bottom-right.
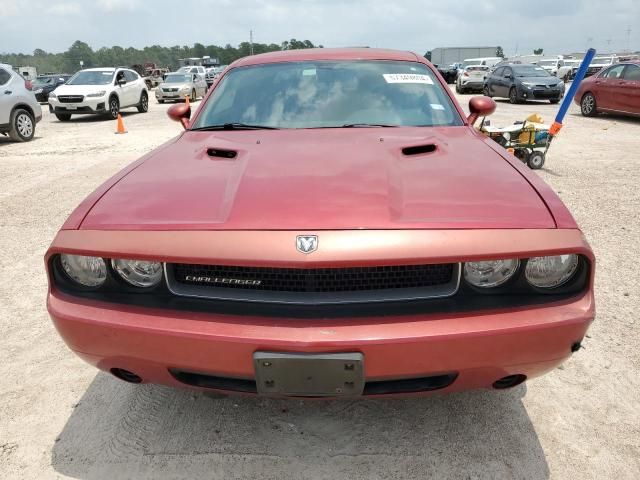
[
  {"x1": 48, "y1": 67, "x2": 148, "y2": 121},
  {"x1": 0, "y1": 63, "x2": 42, "y2": 142}
]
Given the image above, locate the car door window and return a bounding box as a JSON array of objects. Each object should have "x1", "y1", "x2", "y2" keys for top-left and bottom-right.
[
  {"x1": 115, "y1": 71, "x2": 126, "y2": 84},
  {"x1": 503, "y1": 68, "x2": 512, "y2": 78},
  {"x1": 493, "y1": 67, "x2": 504, "y2": 78},
  {"x1": 622, "y1": 65, "x2": 640, "y2": 81},
  {"x1": 124, "y1": 71, "x2": 138, "y2": 82},
  {"x1": 602, "y1": 65, "x2": 625, "y2": 79},
  {"x1": 0, "y1": 68, "x2": 11, "y2": 85}
]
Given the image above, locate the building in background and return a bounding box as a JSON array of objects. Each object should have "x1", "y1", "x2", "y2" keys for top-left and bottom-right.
[
  {"x1": 12, "y1": 66, "x2": 37, "y2": 80},
  {"x1": 429, "y1": 47, "x2": 499, "y2": 66}
]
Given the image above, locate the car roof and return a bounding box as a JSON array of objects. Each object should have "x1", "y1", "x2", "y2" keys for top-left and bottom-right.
[
  {"x1": 232, "y1": 48, "x2": 420, "y2": 68},
  {"x1": 81, "y1": 67, "x2": 117, "y2": 72}
]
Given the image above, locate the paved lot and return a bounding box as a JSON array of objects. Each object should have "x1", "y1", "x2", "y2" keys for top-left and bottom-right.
[{"x1": 1, "y1": 89, "x2": 639, "y2": 479}]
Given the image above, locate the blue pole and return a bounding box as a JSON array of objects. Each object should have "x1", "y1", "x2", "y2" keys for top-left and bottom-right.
[{"x1": 550, "y1": 48, "x2": 596, "y2": 134}]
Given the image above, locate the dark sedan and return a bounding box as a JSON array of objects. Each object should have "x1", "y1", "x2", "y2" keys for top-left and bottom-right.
[
  {"x1": 484, "y1": 64, "x2": 565, "y2": 104},
  {"x1": 575, "y1": 62, "x2": 640, "y2": 118},
  {"x1": 32, "y1": 75, "x2": 70, "y2": 102}
]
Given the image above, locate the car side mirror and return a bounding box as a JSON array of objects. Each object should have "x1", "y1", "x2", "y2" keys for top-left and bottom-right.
[
  {"x1": 467, "y1": 96, "x2": 496, "y2": 126},
  {"x1": 505, "y1": 74, "x2": 512, "y2": 79},
  {"x1": 167, "y1": 103, "x2": 191, "y2": 130},
  {"x1": 117, "y1": 79, "x2": 126, "y2": 86}
]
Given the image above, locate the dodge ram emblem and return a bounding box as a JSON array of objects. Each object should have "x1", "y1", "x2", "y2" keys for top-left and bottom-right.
[{"x1": 296, "y1": 235, "x2": 318, "y2": 254}]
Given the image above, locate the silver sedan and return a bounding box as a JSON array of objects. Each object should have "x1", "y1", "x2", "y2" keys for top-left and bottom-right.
[{"x1": 155, "y1": 73, "x2": 207, "y2": 103}]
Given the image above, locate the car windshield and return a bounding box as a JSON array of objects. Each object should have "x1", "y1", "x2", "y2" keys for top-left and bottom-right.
[
  {"x1": 538, "y1": 60, "x2": 557, "y2": 67},
  {"x1": 462, "y1": 61, "x2": 481, "y2": 68},
  {"x1": 512, "y1": 66, "x2": 551, "y2": 77},
  {"x1": 165, "y1": 74, "x2": 191, "y2": 83},
  {"x1": 592, "y1": 57, "x2": 614, "y2": 64},
  {"x1": 192, "y1": 60, "x2": 462, "y2": 129},
  {"x1": 33, "y1": 77, "x2": 55, "y2": 85},
  {"x1": 467, "y1": 66, "x2": 488, "y2": 72},
  {"x1": 67, "y1": 70, "x2": 115, "y2": 85}
]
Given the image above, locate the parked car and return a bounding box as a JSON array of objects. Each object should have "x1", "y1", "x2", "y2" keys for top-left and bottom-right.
[
  {"x1": 32, "y1": 74, "x2": 71, "y2": 102},
  {"x1": 458, "y1": 57, "x2": 502, "y2": 78},
  {"x1": 0, "y1": 63, "x2": 42, "y2": 142},
  {"x1": 48, "y1": 67, "x2": 148, "y2": 121},
  {"x1": 177, "y1": 65, "x2": 207, "y2": 77},
  {"x1": 576, "y1": 61, "x2": 640, "y2": 117},
  {"x1": 45, "y1": 48, "x2": 594, "y2": 398},
  {"x1": 435, "y1": 64, "x2": 458, "y2": 84},
  {"x1": 205, "y1": 65, "x2": 228, "y2": 88},
  {"x1": 155, "y1": 72, "x2": 207, "y2": 103},
  {"x1": 456, "y1": 65, "x2": 490, "y2": 93},
  {"x1": 586, "y1": 56, "x2": 617, "y2": 77},
  {"x1": 484, "y1": 64, "x2": 565, "y2": 104},
  {"x1": 536, "y1": 58, "x2": 573, "y2": 82}
]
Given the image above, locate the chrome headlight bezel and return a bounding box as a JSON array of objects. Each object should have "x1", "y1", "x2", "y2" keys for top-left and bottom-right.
[
  {"x1": 525, "y1": 254, "x2": 580, "y2": 289},
  {"x1": 59, "y1": 254, "x2": 107, "y2": 288},
  {"x1": 111, "y1": 259, "x2": 164, "y2": 288},
  {"x1": 463, "y1": 259, "x2": 520, "y2": 289}
]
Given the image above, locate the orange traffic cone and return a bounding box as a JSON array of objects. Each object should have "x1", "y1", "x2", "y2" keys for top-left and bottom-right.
[
  {"x1": 115, "y1": 114, "x2": 127, "y2": 134},
  {"x1": 185, "y1": 95, "x2": 190, "y2": 108}
]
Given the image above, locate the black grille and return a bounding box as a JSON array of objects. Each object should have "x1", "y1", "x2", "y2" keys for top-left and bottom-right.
[
  {"x1": 162, "y1": 87, "x2": 178, "y2": 92},
  {"x1": 57, "y1": 95, "x2": 84, "y2": 103},
  {"x1": 172, "y1": 263, "x2": 454, "y2": 293}
]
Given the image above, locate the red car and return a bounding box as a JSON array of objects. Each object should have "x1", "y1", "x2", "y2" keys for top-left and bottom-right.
[
  {"x1": 576, "y1": 61, "x2": 640, "y2": 117},
  {"x1": 46, "y1": 49, "x2": 594, "y2": 398}
]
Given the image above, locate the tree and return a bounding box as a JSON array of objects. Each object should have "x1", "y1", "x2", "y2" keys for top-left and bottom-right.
[
  {"x1": 63, "y1": 40, "x2": 94, "y2": 72},
  {"x1": 533, "y1": 48, "x2": 544, "y2": 55},
  {"x1": 496, "y1": 46, "x2": 504, "y2": 58}
]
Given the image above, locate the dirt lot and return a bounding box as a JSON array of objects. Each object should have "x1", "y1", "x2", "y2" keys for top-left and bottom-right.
[{"x1": 1, "y1": 89, "x2": 639, "y2": 480}]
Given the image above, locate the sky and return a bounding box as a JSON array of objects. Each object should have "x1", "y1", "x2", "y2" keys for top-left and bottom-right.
[{"x1": 1, "y1": 0, "x2": 639, "y2": 55}]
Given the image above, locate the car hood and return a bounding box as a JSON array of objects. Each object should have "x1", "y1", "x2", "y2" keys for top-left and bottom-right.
[
  {"x1": 517, "y1": 76, "x2": 561, "y2": 85},
  {"x1": 80, "y1": 127, "x2": 556, "y2": 230},
  {"x1": 161, "y1": 83, "x2": 190, "y2": 89},
  {"x1": 52, "y1": 84, "x2": 111, "y2": 96}
]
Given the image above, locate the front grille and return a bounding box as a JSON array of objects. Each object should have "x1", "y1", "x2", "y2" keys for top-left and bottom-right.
[
  {"x1": 532, "y1": 89, "x2": 559, "y2": 98},
  {"x1": 163, "y1": 87, "x2": 178, "y2": 92},
  {"x1": 58, "y1": 95, "x2": 84, "y2": 103},
  {"x1": 166, "y1": 263, "x2": 460, "y2": 304}
]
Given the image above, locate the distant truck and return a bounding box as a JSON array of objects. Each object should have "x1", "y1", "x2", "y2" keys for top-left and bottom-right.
[{"x1": 430, "y1": 47, "x2": 500, "y2": 66}]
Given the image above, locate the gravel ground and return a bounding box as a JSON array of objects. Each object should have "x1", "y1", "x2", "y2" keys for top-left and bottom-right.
[{"x1": 0, "y1": 88, "x2": 639, "y2": 480}]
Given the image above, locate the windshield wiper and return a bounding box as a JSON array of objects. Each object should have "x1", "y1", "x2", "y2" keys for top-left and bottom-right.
[
  {"x1": 341, "y1": 123, "x2": 399, "y2": 128},
  {"x1": 191, "y1": 123, "x2": 279, "y2": 131}
]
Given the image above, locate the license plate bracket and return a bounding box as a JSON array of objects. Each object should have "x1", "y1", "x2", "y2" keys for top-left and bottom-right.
[{"x1": 253, "y1": 352, "x2": 364, "y2": 397}]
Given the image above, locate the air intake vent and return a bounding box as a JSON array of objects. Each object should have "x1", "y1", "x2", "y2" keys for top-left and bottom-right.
[
  {"x1": 402, "y1": 144, "x2": 436, "y2": 156},
  {"x1": 207, "y1": 148, "x2": 237, "y2": 159}
]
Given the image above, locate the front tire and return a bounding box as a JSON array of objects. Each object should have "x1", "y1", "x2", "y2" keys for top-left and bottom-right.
[
  {"x1": 157, "y1": 99, "x2": 165, "y2": 104},
  {"x1": 509, "y1": 87, "x2": 519, "y2": 104},
  {"x1": 527, "y1": 151, "x2": 545, "y2": 170},
  {"x1": 191, "y1": 89, "x2": 197, "y2": 101},
  {"x1": 581, "y1": 93, "x2": 597, "y2": 117},
  {"x1": 549, "y1": 98, "x2": 560, "y2": 104},
  {"x1": 55, "y1": 113, "x2": 71, "y2": 122},
  {"x1": 137, "y1": 91, "x2": 149, "y2": 113},
  {"x1": 483, "y1": 85, "x2": 491, "y2": 97},
  {"x1": 107, "y1": 96, "x2": 120, "y2": 120},
  {"x1": 8, "y1": 108, "x2": 35, "y2": 142}
]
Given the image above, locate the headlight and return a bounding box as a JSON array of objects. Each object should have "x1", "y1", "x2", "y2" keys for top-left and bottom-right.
[
  {"x1": 112, "y1": 259, "x2": 163, "y2": 287},
  {"x1": 34, "y1": 88, "x2": 43, "y2": 94},
  {"x1": 521, "y1": 82, "x2": 535, "y2": 88},
  {"x1": 525, "y1": 255, "x2": 579, "y2": 288},
  {"x1": 60, "y1": 254, "x2": 107, "y2": 287},
  {"x1": 180, "y1": 86, "x2": 190, "y2": 92},
  {"x1": 464, "y1": 259, "x2": 519, "y2": 288},
  {"x1": 86, "y1": 91, "x2": 106, "y2": 97},
  {"x1": 49, "y1": 92, "x2": 57, "y2": 98}
]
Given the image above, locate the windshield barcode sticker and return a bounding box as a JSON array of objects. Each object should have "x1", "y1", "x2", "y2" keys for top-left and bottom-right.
[{"x1": 383, "y1": 74, "x2": 433, "y2": 84}]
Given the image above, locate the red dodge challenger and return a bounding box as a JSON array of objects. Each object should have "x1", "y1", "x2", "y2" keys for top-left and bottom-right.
[{"x1": 46, "y1": 49, "x2": 595, "y2": 398}]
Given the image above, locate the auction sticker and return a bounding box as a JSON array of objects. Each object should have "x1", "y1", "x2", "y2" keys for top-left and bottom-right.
[{"x1": 383, "y1": 74, "x2": 433, "y2": 84}]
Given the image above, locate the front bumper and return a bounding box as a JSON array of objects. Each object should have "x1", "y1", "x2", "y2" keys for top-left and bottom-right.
[
  {"x1": 46, "y1": 228, "x2": 595, "y2": 397},
  {"x1": 519, "y1": 86, "x2": 564, "y2": 100},
  {"x1": 156, "y1": 89, "x2": 190, "y2": 101},
  {"x1": 48, "y1": 96, "x2": 107, "y2": 115}
]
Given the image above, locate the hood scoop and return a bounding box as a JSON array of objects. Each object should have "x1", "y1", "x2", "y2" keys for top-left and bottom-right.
[
  {"x1": 402, "y1": 144, "x2": 437, "y2": 156},
  {"x1": 207, "y1": 148, "x2": 237, "y2": 159}
]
